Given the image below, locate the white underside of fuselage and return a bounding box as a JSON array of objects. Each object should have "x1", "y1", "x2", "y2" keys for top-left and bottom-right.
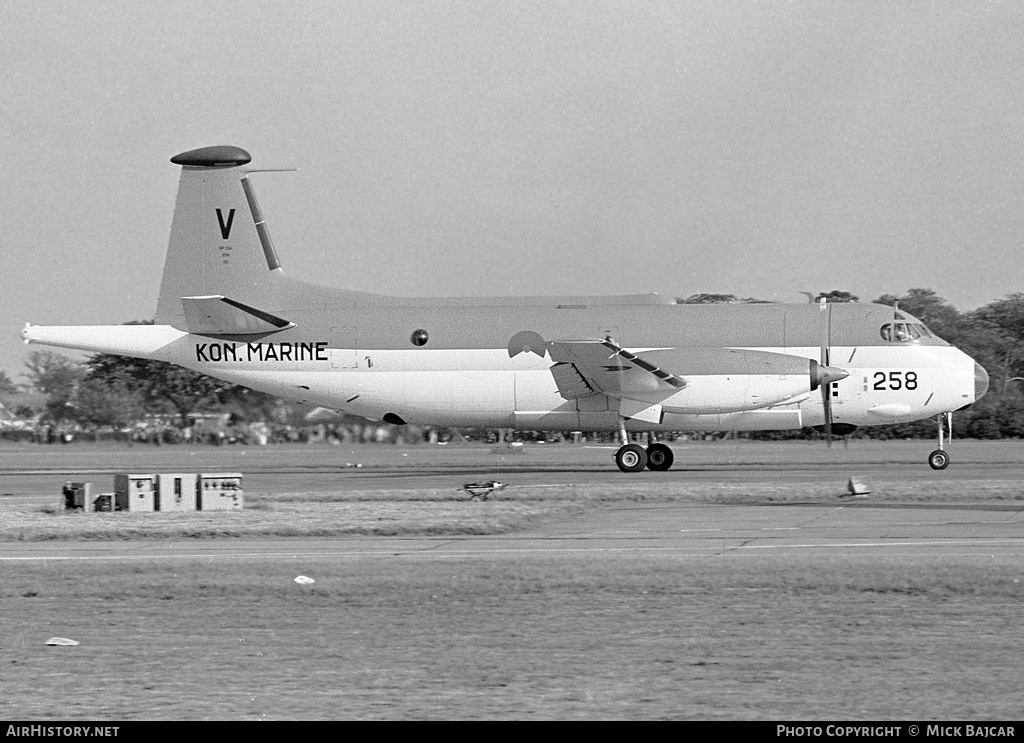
[{"x1": 223, "y1": 345, "x2": 974, "y2": 431}]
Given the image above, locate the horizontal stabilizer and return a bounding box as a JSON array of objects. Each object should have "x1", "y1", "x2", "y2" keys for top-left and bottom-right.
[{"x1": 181, "y1": 296, "x2": 295, "y2": 336}]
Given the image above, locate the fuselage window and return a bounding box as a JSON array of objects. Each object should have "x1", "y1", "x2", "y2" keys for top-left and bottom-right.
[{"x1": 410, "y1": 329, "x2": 429, "y2": 347}]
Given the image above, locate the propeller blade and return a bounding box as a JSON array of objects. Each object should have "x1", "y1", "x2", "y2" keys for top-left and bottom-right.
[
  {"x1": 819, "y1": 299, "x2": 833, "y2": 447},
  {"x1": 822, "y1": 382, "x2": 833, "y2": 446}
]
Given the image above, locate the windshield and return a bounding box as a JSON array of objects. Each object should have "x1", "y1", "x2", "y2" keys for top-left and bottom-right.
[{"x1": 880, "y1": 322, "x2": 933, "y2": 343}]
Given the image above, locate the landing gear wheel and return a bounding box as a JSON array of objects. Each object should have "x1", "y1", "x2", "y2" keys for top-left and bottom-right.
[
  {"x1": 646, "y1": 443, "x2": 674, "y2": 471},
  {"x1": 615, "y1": 443, "x2": 648, "y2": 473},
  {"x1": 928, "y1": 449, "x2": 950, "y2": 470}
]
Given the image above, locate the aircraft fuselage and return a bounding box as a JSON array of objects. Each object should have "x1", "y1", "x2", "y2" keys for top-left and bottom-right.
[{"x1": 26, "y1": 295, "x2": 982, "y2": 433}]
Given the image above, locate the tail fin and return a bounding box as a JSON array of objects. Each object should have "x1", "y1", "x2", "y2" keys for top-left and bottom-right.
[{"x1": 154, "y1": 146, "x2": 284, "y2": 329}]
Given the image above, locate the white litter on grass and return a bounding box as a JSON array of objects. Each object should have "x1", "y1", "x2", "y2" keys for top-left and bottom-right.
[
  {"x1": 294, "y1": 576, "x2": 316, "y2": 585},
  {"x1": 46, "y1": 637, "x2": 79, "y2": 646}
]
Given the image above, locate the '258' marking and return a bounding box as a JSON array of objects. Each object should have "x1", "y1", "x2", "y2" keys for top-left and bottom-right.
[{"x1": 873, "y1": 371, "x2": 918, "y2": 391}]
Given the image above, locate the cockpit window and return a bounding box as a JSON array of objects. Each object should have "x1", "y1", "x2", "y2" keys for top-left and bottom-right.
[{"x1": 880, "y1": 322, "x2": 926, "y2": 342}]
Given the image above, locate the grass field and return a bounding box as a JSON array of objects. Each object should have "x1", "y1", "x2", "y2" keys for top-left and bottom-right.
[
  {"x1": 3, "y1": 556, "x2": 1022, "y2": 720},
  {"x1": 2, "y1": 495, "x2": 585, "y2": 541},
  {"x1": 1, "y1": 477, "x2": 1022, "y2": 542}
]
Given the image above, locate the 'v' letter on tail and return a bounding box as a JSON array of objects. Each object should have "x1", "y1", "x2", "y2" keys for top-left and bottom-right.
[{"x1": 215, "y1": 208, "x2": 236, "y2": 240}]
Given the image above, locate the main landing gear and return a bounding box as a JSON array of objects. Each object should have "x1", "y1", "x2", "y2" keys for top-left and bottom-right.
[
  {"x1": 613, "y1": 423, "x2": 675, "y2": 473},
  {"x1": 613, "y1": 441, "x2": 676, "y2": 473},
  {"x1": 928, "y1": 412, "x2": 953, "y2": 470}
]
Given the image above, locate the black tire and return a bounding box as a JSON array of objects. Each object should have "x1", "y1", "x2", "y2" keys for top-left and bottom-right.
[
  {"x1": 928, "y1": 449, "x2": 950, "y2": 470},
  {"x1": 615, "y1": 444, "x2": 648, "y2": 473},
  {"x1": 646, "y1": 443, "x2": 674, "y2": 471}
]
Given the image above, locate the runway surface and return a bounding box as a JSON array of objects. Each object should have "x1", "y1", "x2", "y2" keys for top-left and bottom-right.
[{"x1": 2, "y1": 438, "x2": 1023, "y2": 495}]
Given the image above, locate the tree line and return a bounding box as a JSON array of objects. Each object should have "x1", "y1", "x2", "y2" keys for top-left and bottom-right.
[{"x1": 4, "y1": 288, "x2": 1024, "y2": 441}]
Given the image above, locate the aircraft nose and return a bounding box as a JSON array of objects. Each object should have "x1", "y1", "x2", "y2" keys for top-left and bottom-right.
[{"x1": 975, "y1": 362, "x2": 990, "y2": 401}]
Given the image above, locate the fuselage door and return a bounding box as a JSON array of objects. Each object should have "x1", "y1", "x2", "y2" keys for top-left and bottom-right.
[{"x1": 330, "y1": 326, "x2": 358, "y2": 369}]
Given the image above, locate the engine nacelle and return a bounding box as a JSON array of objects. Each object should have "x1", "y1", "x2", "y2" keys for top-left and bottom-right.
[{"x1": 622, "y1": 348, "x2": 845, "y2": 414}]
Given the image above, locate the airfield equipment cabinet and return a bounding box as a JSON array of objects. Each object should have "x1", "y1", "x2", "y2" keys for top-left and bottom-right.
[
  {"x1": 156, "y1": 473, "x2": 198, "y2": 512},
  {"x1": 61, "y1": 481, "x2": 92, "y2": 511},
  {"x1": 197, "y1": 473, "x2": 243, "y2": 511},
  {"x1": 114, "y1": 474, "x2": 156, "y2": 512}
]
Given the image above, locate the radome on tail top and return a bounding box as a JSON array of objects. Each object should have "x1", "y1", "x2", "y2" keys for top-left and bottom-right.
[{"x1": 23, "y1": 145, "x2": 989, "y2": 472}]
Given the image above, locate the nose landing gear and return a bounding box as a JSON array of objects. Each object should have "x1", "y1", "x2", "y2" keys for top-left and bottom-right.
[
  {"x1": 928, "y1": 449, "x2": 950, "y2": 470},
  {"x1": 928, "y1": 412, "x2": 953, "y2": 470}
]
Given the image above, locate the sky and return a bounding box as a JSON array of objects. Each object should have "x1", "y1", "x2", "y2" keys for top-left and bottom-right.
[{"x1": 2, "y1": 1, "x2": 1022, "y2": 380}]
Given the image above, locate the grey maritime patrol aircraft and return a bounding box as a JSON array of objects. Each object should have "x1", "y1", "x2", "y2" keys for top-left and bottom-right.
[{"x1": 22, "y1": 146, "x2": 989, "y2": 472}]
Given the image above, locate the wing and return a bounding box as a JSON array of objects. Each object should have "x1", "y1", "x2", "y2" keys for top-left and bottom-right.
[{"x1": 546, "y1": 338, "x2": 685, "y2": 398}]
